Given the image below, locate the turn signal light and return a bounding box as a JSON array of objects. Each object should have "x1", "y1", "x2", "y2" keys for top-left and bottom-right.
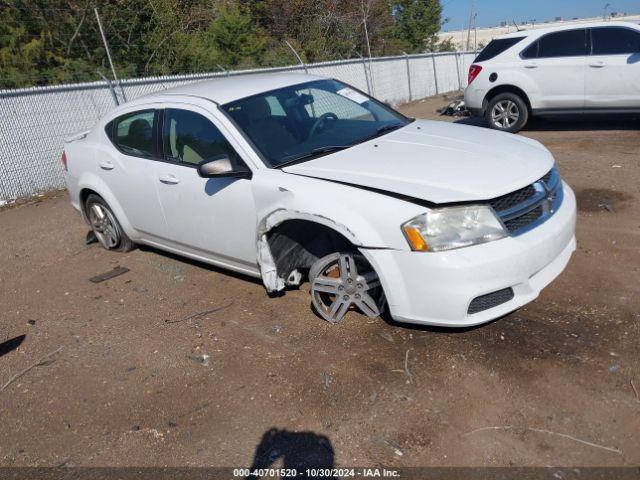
[{"x1": 402, "y1": 226, "x2": 428, "y2": 251}]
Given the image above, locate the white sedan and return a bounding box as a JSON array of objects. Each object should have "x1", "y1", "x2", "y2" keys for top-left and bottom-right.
[{"x1": 63, "y1": 73, "x2": 576, "y2": 326}]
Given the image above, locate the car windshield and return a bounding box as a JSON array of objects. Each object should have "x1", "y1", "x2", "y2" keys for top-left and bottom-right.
[{"x1": 221, "y1": 79, "x2": 411, "y2": 167}]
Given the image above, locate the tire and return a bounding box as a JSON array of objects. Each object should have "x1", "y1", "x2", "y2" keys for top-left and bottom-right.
[
  {"x1": 85, "y1": 194, "x2": 135, "y2": 252},
  {"x1": 308, "y1": 252, "x2": 385, "y2": 324},
  {"x1": 485, "y1": 92, "x2": 529, "y2": 133}
]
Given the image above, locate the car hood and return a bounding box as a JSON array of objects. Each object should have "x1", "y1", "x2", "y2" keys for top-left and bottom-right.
[{"x1": 283, "y1": 120, "x2": 555, "y2": 204}]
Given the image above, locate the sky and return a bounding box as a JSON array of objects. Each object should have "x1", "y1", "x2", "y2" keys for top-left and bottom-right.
[{"x1": 442, "y1": 0, "x2": 640, "y2": 29}]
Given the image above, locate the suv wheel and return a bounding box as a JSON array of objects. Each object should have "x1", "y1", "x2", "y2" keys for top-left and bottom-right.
[
  {"x1": 85, "y1": 194, "x2": 135, "y2": 252},
  {"x1": 485, "y1": 93, "x2": 529, "y2": 133}
]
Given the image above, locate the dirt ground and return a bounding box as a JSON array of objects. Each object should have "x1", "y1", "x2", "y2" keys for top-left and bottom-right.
[{"x1": 1, "y1": 95, "x2": 639, "y2": 469}]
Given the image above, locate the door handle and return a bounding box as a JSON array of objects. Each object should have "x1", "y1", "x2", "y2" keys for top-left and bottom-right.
[
  {"x1": 158, "y1": 174, "x2": 180, "y2": 185},
  {"x1": 589, "y1": 61, "x2": 606, "y2": 68},
  {"x1": 524, "y1": 62, "x2": 538, "y2": 69},
  {"x1": 98, "y1": 161, "x2": 114, "y2": 170}
]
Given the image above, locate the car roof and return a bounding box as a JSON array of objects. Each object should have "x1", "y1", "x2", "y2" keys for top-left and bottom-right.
[
  {"x1": 133, "y1": 72, "x2": 326, "y2": 106},
  {"x1": 496, "y1": 21, "x2": 639, "y2": 40}
]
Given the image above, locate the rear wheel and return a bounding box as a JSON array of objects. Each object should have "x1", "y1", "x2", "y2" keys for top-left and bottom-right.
[
  {"x1": 309, "y1": 252, "x2": 385, "y2": 324},
  {"x1": 85, "y1": 194, "x2": 134, "y2": 252},
  {"x1": 485, "y1": 92, "x2": 529, "y2": 133}
]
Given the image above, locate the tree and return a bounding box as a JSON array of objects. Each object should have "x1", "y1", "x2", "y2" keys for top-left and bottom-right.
[{"x1": 391, "y1": 0, "x2": 443, "y2": 53}]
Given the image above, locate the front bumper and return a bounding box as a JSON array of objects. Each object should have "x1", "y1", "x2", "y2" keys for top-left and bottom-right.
[{"x1": 361, "y1": 183, "x2": 577, "y2": 327}]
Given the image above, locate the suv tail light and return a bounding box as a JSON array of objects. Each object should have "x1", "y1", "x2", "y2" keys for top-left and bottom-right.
[
  {"x1": 61, "y1": 150, "x2": 68, "y2": 171},
  {"x1": 468, "y1": 64, "x2": 483, "y2": 85}
]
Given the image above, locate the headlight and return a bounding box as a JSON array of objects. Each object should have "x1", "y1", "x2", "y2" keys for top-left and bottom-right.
[{"x1": 402, "y1": 205, "x2": 507, "y2": 252}]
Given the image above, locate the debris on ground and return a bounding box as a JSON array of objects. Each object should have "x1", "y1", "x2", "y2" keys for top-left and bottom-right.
[
  {"x1": 0, "y1": 347, "x2": 63, "y2": 393},
  {"x1": 165, "y1": 302, "x2": 233, "y2": 324},
  {"x1": 463, "y1": 426, "x2": 622, "y2": 455},
  {"x1": 89, "y1": 266, "x2": 130, "y2": 283},
  {"x1": 187, "y1": 354, "x2": 210, "y2": 366},
  {"x1": 322, "y1": 372, "x2": 330, "y2": 388},
  {"x1": 85, "y1": 230, "x2": 98, "y2": 245},
  {"x1": 27, "y1": 319, "x2": 36, "y2": 326},
  {"x1": 631, "y1": 380, "x2": 639, "y2": 402},
  {"x1": 378, "y1": 436, "x2": 404, "y2": 456},
  {"x1": 271, "y1": 324, "x2": 282, "y2": 334},
  {"x1": 404, "y1": 349, "x2": 414, "y2": 385},
  {"x1": 438, "y1": 100, "x2": 469, "y2": 117},
  {"x1": 598, "y1": 200, "x2": 615, "y2": 213},
  {"x1": 377, "y1": 331, "x2": 394, "y2": 343}
]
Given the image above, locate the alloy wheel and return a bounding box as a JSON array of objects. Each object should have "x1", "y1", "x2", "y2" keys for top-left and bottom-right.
[
  {"x1": 88, "y1": 203, "x2": 120, "y2": 249},
  {"x1": 310, "y1": 253, "x2": 384, "y2": 323},
  {"x1": 491, "y1": 100, "x2": 520, "y2": 129}
]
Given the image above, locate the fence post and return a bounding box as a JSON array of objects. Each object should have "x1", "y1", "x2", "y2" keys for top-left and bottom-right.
[
  {"x1": 94, "y1": 8, "x2": 127, "y2": 103},
  {"x1": 358, "y1": 53, "x2": 372, "y2": 95},
  {"x1": 97, "y1": 71, "x2": 119, "y2": 106},
  {"x1": 285, "y1": 40, "x2": 308, "y2": 74},
  {"x1": 403, "y1": 52, "x2": 412, "y2": 102},
  {"x1": 454, "y1": 52, "x2": 462, "y2": 91},
  {"x1": 431, "y1": 54, "x2": 439, "y2": 95}
]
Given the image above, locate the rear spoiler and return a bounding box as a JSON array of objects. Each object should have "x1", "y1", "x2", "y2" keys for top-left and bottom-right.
[{"x1": 64, "y1": 129, "x2": 91, "y2": 143}]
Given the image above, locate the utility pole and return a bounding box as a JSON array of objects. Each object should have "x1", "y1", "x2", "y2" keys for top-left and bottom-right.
[
  {"x1": 603, "y1": 3, "x2": 611, "y2": 21},
  {"x1": 94, "y1": 8, "x2": 126, "y2": 102},
  {"x1": 473, "y1": 13, "x2": 477, "y2": 51},
  {"x1": 466, "y1": 0, "x2": 475, "y2": 51}
]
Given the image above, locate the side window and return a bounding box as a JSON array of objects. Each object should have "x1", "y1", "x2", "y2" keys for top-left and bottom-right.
[
  {"x1": 537, "y1": 29, "x2": 587, "y2": 58},
  {"x1": 163, "y1": 109, "x2": 239, "y2": 166},
  {"x1": 592, "y1": 27, "x2": 640, "y2": 55},
  {"x1": 113, "y1": 110, "x2": 157, "y2": 158},
  {"x1": 521, "y1": 40, "x2": 539, "y2": 59}
]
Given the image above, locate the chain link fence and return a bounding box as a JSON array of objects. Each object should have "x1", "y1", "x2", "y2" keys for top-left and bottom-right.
[{"x1": 0, "y1": 52, "x2": 476, "y2": 201}]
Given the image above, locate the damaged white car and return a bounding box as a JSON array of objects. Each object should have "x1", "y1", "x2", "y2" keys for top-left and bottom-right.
[{"x1": 63, "y1": 73, "x2": 576, "y2": 326}]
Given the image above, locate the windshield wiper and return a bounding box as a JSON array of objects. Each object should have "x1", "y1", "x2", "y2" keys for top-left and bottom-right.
[{"x1": 277, "y1": 145, "x2": 350, "y2": 168}]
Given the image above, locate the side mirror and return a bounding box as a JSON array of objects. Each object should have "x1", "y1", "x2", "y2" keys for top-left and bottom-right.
[{"x1": 197, "y1": 155, "x2": 251, "y2": 179}]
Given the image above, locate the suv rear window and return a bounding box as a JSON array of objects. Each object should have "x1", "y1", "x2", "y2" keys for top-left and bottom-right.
[
  {"x1": 522, "y1": 29, "x2": 587, "y2": 58},
  {"x1": 475, "y1": 37, "x2": 525, "y2": 62}
]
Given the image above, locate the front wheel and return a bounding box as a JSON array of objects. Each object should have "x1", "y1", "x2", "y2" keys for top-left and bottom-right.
[
  {"x1": 309, "y1": 252, "x2": 385, "y2": 324},
  {"x1": 485, "y1": 93, "x2": 529, "y2": 133}
]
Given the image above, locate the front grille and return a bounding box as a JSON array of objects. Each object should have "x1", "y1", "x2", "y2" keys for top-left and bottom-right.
[
  {"x1": 487, "y1": 167, "x2": 562, "y2": 235},
  {"x1": 468, "y1": 287, "x2": 515, "y2": 314},
  {"x1": 489, "y1": 184, "x2": 536, "y2": 212},
  {"x1": 504, "y1": 206, "x2": 543, "y2": 231}
]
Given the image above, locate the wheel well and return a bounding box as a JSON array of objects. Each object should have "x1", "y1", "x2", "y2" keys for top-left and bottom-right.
[
  {"x1": 79, "y1": 188, "x2": 100, "y2": 216},
  {"x1": 266, "y1": 220, "x2": 355, "y2": 283},
  {"x1": 484, "y1": 85, "x2": 531, "y2": 112}
]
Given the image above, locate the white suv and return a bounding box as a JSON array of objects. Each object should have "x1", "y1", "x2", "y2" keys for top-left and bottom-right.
[{"x1": 464, "y1": 21, "x2": 640, "y2": 132}]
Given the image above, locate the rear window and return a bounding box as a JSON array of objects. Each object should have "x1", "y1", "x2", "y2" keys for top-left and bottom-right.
[
  {"x1": 474, "y1": 37, "x2": 525, "y2": 62},
  {"x1": 113, "y1": 110, "x2": 157, "y2": 158},
  {"x1": 523, "y1": 29, "x2": 588, "y2": 59}
]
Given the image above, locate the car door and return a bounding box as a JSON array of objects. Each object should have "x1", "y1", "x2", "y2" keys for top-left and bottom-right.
[
  {"x1": 586, "y1": 26, "x2": 640, "y2": 108},
  {"x1": 153, "y1": 106, "x2": 259, "y2": 274},
  {"x1": 101, "y1": 108, "x2": 167, "y2": 241},
  {"x1": 520, "y1": 29, "x2": 588, "y2": 110}
]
